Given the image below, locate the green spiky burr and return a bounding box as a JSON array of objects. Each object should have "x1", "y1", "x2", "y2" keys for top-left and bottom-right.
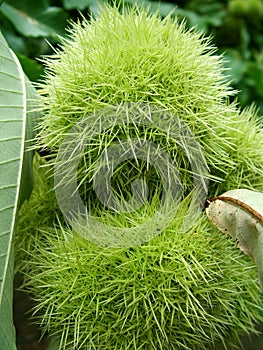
[{"x1": 16, "y1": 4, "x2": 263, "y2": 350}]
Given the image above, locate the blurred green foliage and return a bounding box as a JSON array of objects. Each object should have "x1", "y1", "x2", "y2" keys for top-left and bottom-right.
[{"x1": 0, "y1": 0, "x2": 263, "y2": 114}]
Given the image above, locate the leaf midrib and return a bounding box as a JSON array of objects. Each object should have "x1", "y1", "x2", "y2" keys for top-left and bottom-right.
[{"x1": 0, "y1": 49, "x2": 26, "y2": 304}]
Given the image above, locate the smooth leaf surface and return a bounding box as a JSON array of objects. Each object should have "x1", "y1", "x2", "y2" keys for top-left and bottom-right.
[
  {"x1": 0, "y1": 2, "x2": 67, "y2": 38},
  {"x1": 0, "y1": 32, "x2": 36, "y2": 349},
  {"x1": 206, "y1": 189, "x2": 263, "y2": 290},
  {"x1": 4, "y1": 0, "x2": 49, "y2": 14}
]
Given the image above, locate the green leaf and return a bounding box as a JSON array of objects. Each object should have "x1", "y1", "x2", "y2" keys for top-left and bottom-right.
[
  {"x1": 0, "y1": 31, "x2": 37, "y2": 349},
  {"x1": 206, "y1": 189, "x2": 263, "y2": 290},
  {"x1": 0, "y1": 2, "x2": 68, "y2": 38},
  {"x1": 0, "y1": 15, "x2": 28, "y2": 55},
  {"x1": 62, "y1": 0, "x2": 96, "y2": 10},
  {"x1": 0, "y1": 29, "x2": 27, "y2": 55},
  {"x1": 4, "y1": 0, "x2": 50, "y2": 14},
  {"x1": 16, "y1": 53, "x2": 44, "y2": 82}
]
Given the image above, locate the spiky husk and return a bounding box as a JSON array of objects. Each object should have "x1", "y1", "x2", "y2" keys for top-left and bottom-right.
[
  {"x1": 37, "y1": 6, "x2": 263, "y2": 193},
  {"x1": 17, "y1": 173, "x2": 262, "y2": 350},
  {"x1": 17, "y1": 162, "x2": 262, "y2": 350},
  {"x1": 16, "y1": 4, "x2": 263, "y2": 350}
]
